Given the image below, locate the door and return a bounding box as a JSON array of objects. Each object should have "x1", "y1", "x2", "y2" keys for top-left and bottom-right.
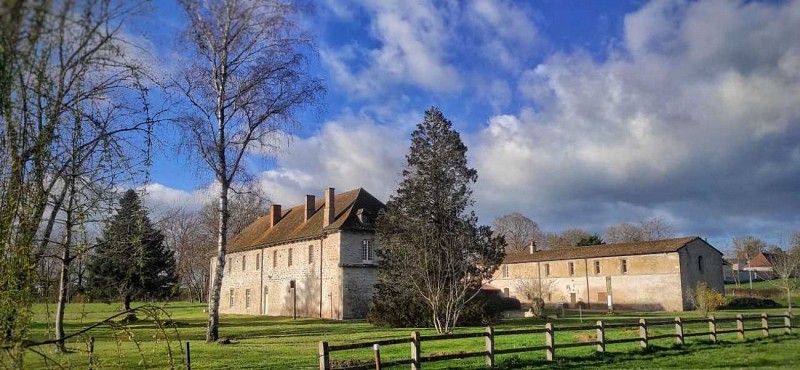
[
  {"x1": 570, "y1": 293, "x2": 577, "y2": 307},
  {"x1": 264, "y1": 287, "x2": 269, "y2": 315}
]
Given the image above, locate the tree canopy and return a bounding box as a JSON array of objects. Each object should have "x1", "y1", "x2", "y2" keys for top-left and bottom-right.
[
  {"x1": 369, "y1": 107, "x2": 505, "y2": 333},
  {"x1": 87, "y1": 190, "x2": 177, "y2": 311}
]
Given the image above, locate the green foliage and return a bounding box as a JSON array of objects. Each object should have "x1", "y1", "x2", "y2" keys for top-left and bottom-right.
[
  {"x1": 724, "y1": 297, "x2": 781, "y2": 309},
  {"x1": 576, "y1": 234, "x2": 605, "y2": 247},
  {"x1": 86, "y1": 190, "x2": 177, "y2": 310},
  {"x1": 369, "y1": 107, "x2": 506, "y2": 333}
]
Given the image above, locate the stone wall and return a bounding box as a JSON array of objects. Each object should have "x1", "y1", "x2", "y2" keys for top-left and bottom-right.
[
  {"x1": 492, "y1": 252, "x2": 686, "y2": 311},
  {"x1": 214, "y1": 229, "x2": 379, "y2": 319},
  {"x1": 678, "y1": 239, "x2": 725, "y2": 310}
]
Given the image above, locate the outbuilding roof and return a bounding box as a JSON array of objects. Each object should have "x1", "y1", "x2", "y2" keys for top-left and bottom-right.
[
  {"x1": 503, "y1": 236, "x2": 719, "y2": 264},
  {"x1": 228, "y1": 188, "x2": 384, "y2": 253}
]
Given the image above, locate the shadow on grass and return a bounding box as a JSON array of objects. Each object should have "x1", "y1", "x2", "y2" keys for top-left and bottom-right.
[{"x1": 490, "y1": 334, "x2": 800, "y2": 370}]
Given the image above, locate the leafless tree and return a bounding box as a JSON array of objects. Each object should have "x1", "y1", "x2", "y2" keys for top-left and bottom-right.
[
  {"x1": 175, "y1": 0, "x2": 323, "y2": 341},
  {"x1": 493, "y1": 213, "x2": 542, "y2": 253},
  {"x1": 732, "y1": 236, "x2": 767, "y2": 262},
  {"x1": 766, "y1": 236, "x2": 800, "y2": 312},
  {"x1": 514, "y1": 277, "x2": 555, "y2": 317},
  {"x1": 542, "y1": 228, "x2": 592, "y2": 250},
  {"x1": 605, "y1": 217, "x2": 675, "y2": 243},
  {"x1": 1, "y1": 0, "x2": 155, "y2": 359}
]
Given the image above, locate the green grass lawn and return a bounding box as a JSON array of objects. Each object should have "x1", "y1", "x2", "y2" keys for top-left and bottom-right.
[
  {"x1": 22, "y1": 302, "x2": 800, "y2": 369},
  {"x1": 725, "y1": 278, "x2": 800, "y2": 308}
]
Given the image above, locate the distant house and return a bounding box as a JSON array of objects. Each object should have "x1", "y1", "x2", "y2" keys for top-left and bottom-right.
[
  {"x1": 211, "y1": 188, "x2": 384, "y2": 319},
  {"x1": 491, "y1": 236, "x2": 724, "y2": 312},
  {"x1": 743, "y1": 251, "x2": 777, "y2": 280}
]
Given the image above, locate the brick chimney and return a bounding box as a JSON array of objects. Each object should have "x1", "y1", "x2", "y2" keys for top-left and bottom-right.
[
  {"x1": 270, "y1": 204, "x2": 281, "y2": 228},
  {"x1": 304, "y1": 194, "x2": 315, "y2": 222},
  {"x1": 529, "y1": 240, "x2": 537, "y2": 254},
  {"x1": 323, "y1": 188, "x2": 335, "y2": 227}
]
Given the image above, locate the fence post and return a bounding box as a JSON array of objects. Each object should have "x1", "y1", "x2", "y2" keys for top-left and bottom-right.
[
  {"x1": 596, "y1": 320, "x2": 605, "y2": 353},
  {"x1": 89, "y1": 337, "x2": 95, "y2": 370},
  {"x1": 784, "y1": 312, "x2": 792, "y2": 334},
  {"x1": 319, "y1": 341, "x2": 330, "y2": 370},
  {"x1": 762, "y1": 313, "x2": 769, "y2": 337},
  {"x1": 374, "y1": 344, "x2": 381, "y2": 370},
  {"x1": 411, "y1": 331, "x2": 421, "y2": 370},
  {"x1": 708, "y1": 315, "x2": 717, "y2": 343},
  {"x1": 484, "y1": 326, "x2": 495, "y2": 367},
  {"x1": 675, "y1": 317, "x2": 684, "y2": 346},
  {"x1": 736, "y1": 314, "x2": 744, "y2": 340},
  {"x1": 186, "y1": 341, "x2": 191, "y2": 370},
  {"x1": 639, "y1": 318, "x2": 648, "y2": 350},
  {"x1": 545, "y1": 323, "x2": 555, "y2": 361}
]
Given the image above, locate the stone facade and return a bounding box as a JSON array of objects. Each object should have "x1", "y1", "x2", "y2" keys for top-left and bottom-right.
[
  {"x1": 491, "y1": 237, "x2": 724, "y2": 312},
  {"x1": 212, "y1": 188, "x2": 383, "y2": 319}
]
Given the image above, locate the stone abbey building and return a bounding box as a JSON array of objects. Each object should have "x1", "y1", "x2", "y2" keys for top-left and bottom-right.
[
  {"x1": 212, "y1": 188, "x2": 384, "y2": 319},
  {"x1": 491, "y1": 236, "x2": 725, "y2": 311}
]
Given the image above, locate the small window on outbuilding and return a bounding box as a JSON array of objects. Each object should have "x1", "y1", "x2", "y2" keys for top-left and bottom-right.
[
  {"x1": 229, "y1": 289, "x2": 235, "y2": 308},
  {"x1": 308, "y1": 245, "x2": 314, "y2": 264},
  {"x1": 568, "y1": 262, "x2": 575, "y2": 276},
  {"x1": 544, "y1": 263, "x2": 550, "y2": 277},
  {"x1": 698, "y1": 255, "x2": 704, "y2": 273},
  {"x1": 502, "y1": 265, "x2": 509, "y2": 278},
  {"x1": 273, "y1": 250, "x2": 277, "y2": 268},
  {"x1": 288, "y1": 248, "x2": 293, "y2": 267},
  {"x1": 242, "y1": 255, "x2": 246, "y2": 271},
  {"x1": 621, "y1": 259, "x2": 628, "y2": 274},
  {"x1": 245, "y1": 289, "x2": 251, "y2": 308},
  {"x1": 256, "y1": 253, "x2": 260, "y2": 270},
  {"x1": 594, "y1": 261, "x2": 600, "y2": 274}
]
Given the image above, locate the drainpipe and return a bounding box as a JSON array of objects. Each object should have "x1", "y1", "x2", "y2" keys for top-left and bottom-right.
[
  {"x1": 260, "y1": 247, "x2": 265, "y2": 315},
  {"x1": 584, "y1": 258, "x2": 590, "y2": 309},
  {"x1": 319, "y1": 237, "x2": 324, "y2": 318}
]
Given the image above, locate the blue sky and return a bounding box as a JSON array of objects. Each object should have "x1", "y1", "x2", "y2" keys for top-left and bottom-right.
[{"x1": 137, "y1": 0, "x2": 800, "y2": 251}]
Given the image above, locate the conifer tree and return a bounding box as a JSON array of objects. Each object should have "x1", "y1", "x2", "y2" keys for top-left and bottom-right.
[
  {"x1": 87, "y1": 190, "x2": 177, "y2": 311},
  {"x1": 369, "y1": 107, "x2": 505, "y2": 333}
]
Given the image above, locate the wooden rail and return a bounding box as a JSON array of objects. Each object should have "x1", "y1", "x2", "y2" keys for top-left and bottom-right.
[{"x1": 318, "y1": 312, "x2": 794, "y2": 369}]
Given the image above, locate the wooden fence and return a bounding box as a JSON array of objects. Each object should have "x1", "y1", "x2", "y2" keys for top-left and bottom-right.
[{"x1": 318, "y1": 312, "x2": 795, "y2": 370}]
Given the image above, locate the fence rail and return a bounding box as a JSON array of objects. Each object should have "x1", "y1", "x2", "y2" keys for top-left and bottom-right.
[{"x1": 319, "y1": 312, "x2": 796, "y2": 369}]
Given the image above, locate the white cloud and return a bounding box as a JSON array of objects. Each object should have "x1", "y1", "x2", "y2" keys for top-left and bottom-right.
[{"x1": 471, "y1": 0, "x2": 800, "y2": 238}]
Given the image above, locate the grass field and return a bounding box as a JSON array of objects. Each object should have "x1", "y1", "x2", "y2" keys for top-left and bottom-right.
[
  {"x1": 22, "y1": 301, "x2": 800, "y2": 369},
  {"x1": 725, "y1": 278, "x2": 800, "y2": 308}
]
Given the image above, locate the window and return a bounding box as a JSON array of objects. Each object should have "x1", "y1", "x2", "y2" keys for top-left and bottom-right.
[
  {"x1": 229, "y1": 289, "x2": 234, "y2": 308},
  {"x1": 503, "y1": 288, "x2": 510, "y2": 297},
  {"x1": 594, "y1": 261, "x2": 600, "y2": 274},
  {"x1": 273, "y1": 250, "x2": 277, "y2": 268},
  {"x1": 544, "y1": 263, "x2": 550, "y2": 276},
  {"x1": 245, "y1": 289, "x2": 251, "y2": 308},
  {"x1": 308, "y1": 245, "x2": 314, "y2": 264},
  {"x1": 242, "y1": 255, "x2": 246, "y2": 271},
  {"x1": 288, "y1": 248, "x2": 293, "y2": 266},
  {"x1": 256, "y1": 253, "x2": 260, "y2": 270},
  {"x1": 362, "y1": 240, "x2": 374, "y2": 263},
  {"x1": 621, "y1": 259, "x2": 628, "y2": 274},
  {"x1": 502, "y1": 265, "x2": 509, "y2": 278},
  {"x1": 698, "y1": 256, "x2": 704, "y2": 273},
  {"x1": 568, "y1": 262, "x2": 575, "y2": 276},
  {"x1": 547, "y1": 293, "x2": 552, "y2": 302}
]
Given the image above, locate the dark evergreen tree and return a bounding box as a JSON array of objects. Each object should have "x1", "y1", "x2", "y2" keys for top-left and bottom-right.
[
  {"x1": 576, "y1": 234, "x2": 605, "y2": 247},
  {"x1": 87, "y1": 190, "x2": 177, "y2": 310},
  {"x1": 368, "y1": 107, "x2": 505, "y2": 333}
]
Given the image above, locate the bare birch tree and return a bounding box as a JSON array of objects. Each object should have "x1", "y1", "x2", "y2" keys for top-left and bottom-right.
[
  {"x1": 175, "y1": 0, "x2": 323, "y2": 341},
  {"x1": 514, "y1": 277, "x2": 555, "y2": 317},
  {"x1": 766, "y1": 236, "x2": 800, "y2": 312}
]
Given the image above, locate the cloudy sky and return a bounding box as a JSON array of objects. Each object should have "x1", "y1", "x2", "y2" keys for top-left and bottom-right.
[{"x1": 139, "y1": 0, "x2": 800, "y2": 250}]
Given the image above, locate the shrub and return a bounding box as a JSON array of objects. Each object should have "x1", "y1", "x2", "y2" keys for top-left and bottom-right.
[
  {"x1": 459, "y1": 293, "x2": 520, "y2": 326},
  {"x1": 686, "y1": 282, "x2": 725, "y2": 316},
  {"x1": 725, "y1": 297, "x2": 781, "y2": 309}
]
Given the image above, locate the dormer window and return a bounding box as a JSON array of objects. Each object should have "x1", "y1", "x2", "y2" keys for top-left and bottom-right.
[
  {"x1": 362, "y1": 240, "x2": 374, "y2": 263},
  {"x1": 356, "y1": 208, "x2": 371, "y2": 225}
]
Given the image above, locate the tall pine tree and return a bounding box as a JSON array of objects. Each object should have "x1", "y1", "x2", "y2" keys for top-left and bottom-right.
[
  {"x1": 87, "y1": 190, "x2": 177, "y2": 310},
  {"x1": 368, "y1": 107, "x2": 505, "y2": 333}
]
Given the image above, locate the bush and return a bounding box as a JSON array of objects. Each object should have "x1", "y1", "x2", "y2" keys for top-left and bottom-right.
[
  {"x1": 458, "y1": 293, "x2": 520, "y2": 326},
  {"x1": 725, "y1": 297, "x2": 782, "y2": 309},
  {"x1": 686, "y1": 282, "x2": 725, "y2": 316}
]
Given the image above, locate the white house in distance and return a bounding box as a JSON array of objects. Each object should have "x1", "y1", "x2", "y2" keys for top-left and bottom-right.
[
  {"x1": 490, "y1": 236, "x2": 725, "y2": 311},
  {"x1": 211, "y1": 188, "x2": 384, "y2": 319}
]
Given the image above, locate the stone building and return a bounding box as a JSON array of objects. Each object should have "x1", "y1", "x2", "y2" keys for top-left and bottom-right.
[
  {"x1": 211, "y1": 188, "x2": 384, "y2": 319},
  {"x1": 491, "y1": 236, "x2": 724, "y2": 311}
]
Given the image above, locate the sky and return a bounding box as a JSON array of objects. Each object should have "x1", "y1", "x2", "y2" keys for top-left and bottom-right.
[{"x1": 136, "y1": 0, "x2": 800, "y2": 251}]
